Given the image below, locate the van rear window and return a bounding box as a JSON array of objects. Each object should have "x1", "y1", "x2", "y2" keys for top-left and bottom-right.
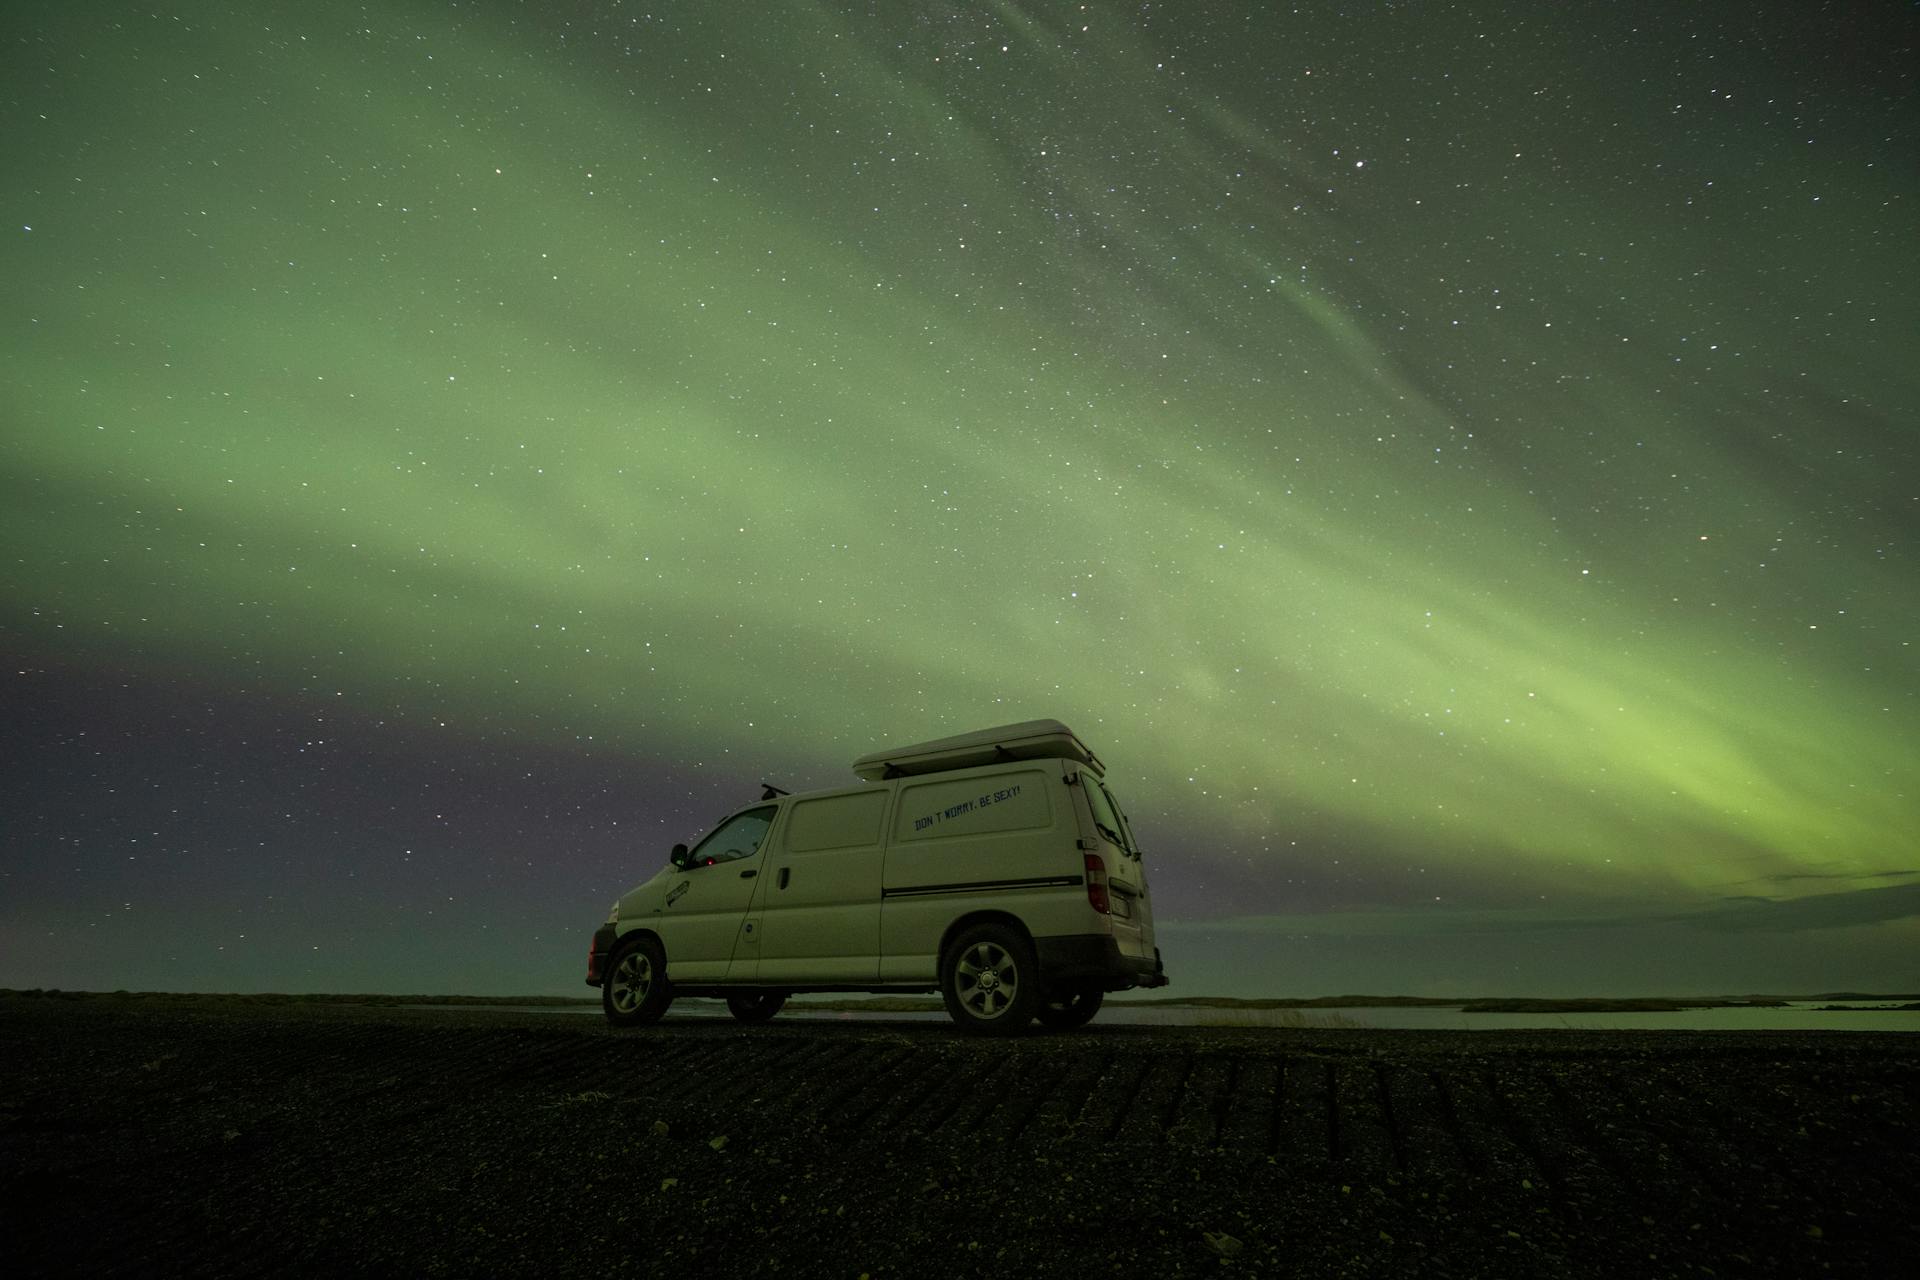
[
  {"x1": 1084, "y1": 780, "x2": 1135, "y2": 855},
  {"x1": 894, "y1": 769, "x2": 1051, "y2": 842},
  {"x1": 784, "y1": 790, "x2": 887, "y2": 852}
]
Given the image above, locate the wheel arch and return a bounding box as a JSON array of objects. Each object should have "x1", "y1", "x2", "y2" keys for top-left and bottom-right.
[
  {"x1": 611, "y1": 926, "x2": 666, "y2": 961},
  {"x1": 937, "y1": 910, "x2": 1035, "y2": 967}
]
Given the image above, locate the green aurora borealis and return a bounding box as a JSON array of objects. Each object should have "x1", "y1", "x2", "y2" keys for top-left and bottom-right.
[{"x1": 4, "y1": 2, "x2": 1916, "y2": 995}]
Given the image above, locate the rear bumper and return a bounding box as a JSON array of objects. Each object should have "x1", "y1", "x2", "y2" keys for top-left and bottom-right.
[
  {"x1": 1034, "y1": 934, "x2": 1169, "y2": 991},
  {"x1": 585, "y1": 924, "x2": 618, "y2": 987}
]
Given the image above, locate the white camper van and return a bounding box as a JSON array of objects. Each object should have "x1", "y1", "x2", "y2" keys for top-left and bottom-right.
[{"x1": 585, "y1": 720, "x2": 1167, "y2": 1035}]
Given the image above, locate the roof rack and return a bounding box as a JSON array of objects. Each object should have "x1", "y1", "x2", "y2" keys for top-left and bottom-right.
[{"x1": 851, "y1": 718, "x2": 1102, "y2": 781}]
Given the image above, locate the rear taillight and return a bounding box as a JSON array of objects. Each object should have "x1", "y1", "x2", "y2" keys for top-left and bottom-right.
[{"x1": 1084, "y1": 852, "x2": 1110, "y2": 914}]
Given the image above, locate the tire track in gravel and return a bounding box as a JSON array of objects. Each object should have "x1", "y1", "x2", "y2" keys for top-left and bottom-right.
[
  {"x1": 1538, "y1": 1062, "x2": 1689, "y2": 1227},
  {"x1": 819, "y1": 1045, "x2": 920, "y2": 1132},
  {"x1": 845, "y1": 1047, "x2": 946, "y2": 1131},
  {"x1": 1432, "y1": 1063, "x2": 1539, "y2": 1182},
  {"x1": 1215, "y1": 1054, "x2": 1277, "y2": 1152},
  {"x1": 704, "y1": 1036, "x2": 824, "y2": 1104},
  {"x1": 1165, "y1": 1052, "x2": 1231, "y2": 1146},
  {"x1": 1020, "y1": 1049, "x2": 1114, "y2": 1142},
  {"x1": 1272, "y1": 1055, "x2": 1332, "y2": 1167},
  {"x1": 873, "y1": 1046, "x2": 972, "y2": 1132},
  {"x1": 1378, "y1": 1065, "x2": 1456, "y2": 1177},
  {"x1": 1332, "y1": 1059, "x2": 1396, "y2": 1173},
  {"x1": 1370, "y1": 1062, "x2": 1410, "y2": 1179},
  {"x1": 1099, "y1": 1057, "x2": 1159, "y2": 1143},
  {"x1": 1489, "y1": 1062, "x2": 1618, "y2": 1212},
  {"x1": 917, "y1": 1049, "x2": 1015, "y2": 1138}
]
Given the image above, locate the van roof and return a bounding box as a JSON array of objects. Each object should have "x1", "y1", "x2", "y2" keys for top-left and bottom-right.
[{"x1": 850, "y1": 718, "x2": 1103, "y2": 781}]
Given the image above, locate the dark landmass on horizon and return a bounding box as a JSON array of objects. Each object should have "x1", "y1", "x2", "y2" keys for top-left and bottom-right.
[{"x1": 1112, "y1": 993, "x2": 1920, "y2": 1013}]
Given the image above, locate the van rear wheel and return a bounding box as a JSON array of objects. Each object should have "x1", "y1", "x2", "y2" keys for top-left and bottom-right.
[
  {"x1": 1037, "y1": 987, "x2": 1103, "y2": 1030},
  {"x1": 602, "y1": 935, "x2": 673, "y2": 1027},
  {"x1": 725, "y1": 991, "x2": 786, "y2": 1024},
  {"x1": 940, "y1": 922, "x2": 1038, "y2": 1036}
]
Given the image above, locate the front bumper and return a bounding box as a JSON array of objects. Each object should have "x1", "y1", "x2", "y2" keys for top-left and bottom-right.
[
  {"x1": 1034, "y1": 935, "x2": 1169, "y2": 990},
  {"x1": 585, "y1": 923, "x2": 618, "y2": 987}
]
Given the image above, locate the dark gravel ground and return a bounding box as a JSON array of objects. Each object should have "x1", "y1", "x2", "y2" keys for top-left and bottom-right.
[{"x1": 1, "y1": 994, "x2": 1914, "y2": 1278}]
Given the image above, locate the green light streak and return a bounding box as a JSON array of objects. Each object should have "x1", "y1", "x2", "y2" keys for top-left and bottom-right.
[{"x1": 3, "y1": 1, "x2": 1913, "y2": 912}]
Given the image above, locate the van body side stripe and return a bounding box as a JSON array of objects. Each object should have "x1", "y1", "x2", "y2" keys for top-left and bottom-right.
[{"x1": 881, "y1": 874, "x2": 1082, "y2": 899}]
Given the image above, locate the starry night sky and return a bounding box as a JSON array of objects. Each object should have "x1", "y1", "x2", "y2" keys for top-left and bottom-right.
[{"x1": 4, "y1": 2, "x2": 1916, "y2": 998}]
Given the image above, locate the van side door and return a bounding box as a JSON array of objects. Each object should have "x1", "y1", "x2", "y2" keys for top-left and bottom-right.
[
  {"x1": 656, "y1": 805, "x2": 776, "y2": 981},
  {"x1": 754, "y1": 789, "x2": 887, "y2": 983}
]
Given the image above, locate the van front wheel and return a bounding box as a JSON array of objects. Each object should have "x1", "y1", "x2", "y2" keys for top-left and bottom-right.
[
  {"x1": 602, "y1": 936, "x2": 673, "y2": 1027},
  {"x1": 1037, "y1": 987, "x2": 1103, "y2": 1030},
  {"x1": 940, "y1": 923, "x2": 1038, "y2": 1035}
]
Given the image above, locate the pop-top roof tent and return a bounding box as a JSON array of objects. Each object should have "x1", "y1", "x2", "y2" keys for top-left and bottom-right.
[{"x1": 851, "y1": 718, "x2": 1103, "y2": 781}]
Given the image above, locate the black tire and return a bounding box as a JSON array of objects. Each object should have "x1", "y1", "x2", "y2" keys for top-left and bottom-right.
[
  {"x1": 1036, "y1": 987, "x2": 1103, "y2": 1030},
  {"x1": 725, "y1": 991, "x2": 786, "y2": 1024},
  {"x1": 939, "y1": 921, "x2": 1039, "y2": 1036},
  {"x1": 601, "y1": 934, "x2": 673, "y2": 1027}
]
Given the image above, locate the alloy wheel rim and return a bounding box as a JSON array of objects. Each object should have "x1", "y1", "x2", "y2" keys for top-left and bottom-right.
[
  {"x1": 956, "y1": 942, "x2": 1017, "y2": 1018},
  {"x1": 612, "y1": 952, "x2": 651, "y2": 1013}
]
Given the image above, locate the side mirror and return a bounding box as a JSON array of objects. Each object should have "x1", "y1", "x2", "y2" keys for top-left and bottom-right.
[{"x1": 669, "y1": 843, "x2": 689, "y2": 869}]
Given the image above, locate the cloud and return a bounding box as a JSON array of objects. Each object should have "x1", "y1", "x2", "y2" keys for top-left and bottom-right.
[
  {"x1": 1693, "y1": 881, "x2": 1920, "y2": 933},
  {"x1": 1165, "y1": 879, "x2": 1920, "y2": 941},
  {"x1": 1725, "y1": 868, "x2": 1920, "y2": 887}
]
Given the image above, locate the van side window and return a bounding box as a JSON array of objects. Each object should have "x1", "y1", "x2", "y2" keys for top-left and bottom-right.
[
  {"x1": 687, "y1": 806, "x2": 776, "y2": 866},
  {"x1": 784, "y1": 791, "x2": 886, "y2": 852}
]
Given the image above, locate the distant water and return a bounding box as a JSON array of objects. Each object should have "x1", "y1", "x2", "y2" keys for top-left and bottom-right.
[
  {"x1": 1102, "y1": 1001, "x2": 1920, "y2": 1033},
  {"x1": 426, "y1": 999, "x2": 1918, "y2": 1031}
]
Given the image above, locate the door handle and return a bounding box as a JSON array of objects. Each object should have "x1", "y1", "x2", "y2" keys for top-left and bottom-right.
[
  {"x1": 739, "y1": 868, "x2": 757, "y2": 879},
  {"x1": 778, "y1": 867, "x2": 790, "y2": 890}
]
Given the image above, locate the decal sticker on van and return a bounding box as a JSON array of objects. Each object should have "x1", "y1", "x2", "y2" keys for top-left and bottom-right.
[{"x1": 910, "y1": 783, "x2": 1023, "y2": 833}]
